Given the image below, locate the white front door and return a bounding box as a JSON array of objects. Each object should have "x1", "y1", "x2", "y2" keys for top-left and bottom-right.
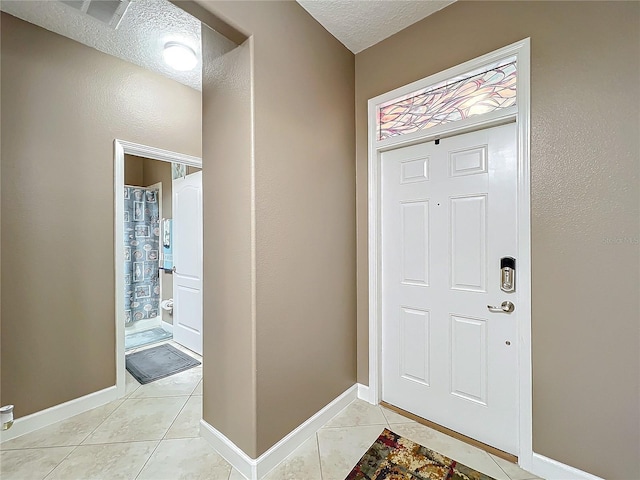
[
  {"x1": 382, "y1": 123, "x2": 519, "y2": 454},
  {"x1": 172, "y1": 171, "x2": 203, "y2": 355}
]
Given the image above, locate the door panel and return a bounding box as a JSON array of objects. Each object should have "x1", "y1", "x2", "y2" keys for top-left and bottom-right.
[
  {"x1": 401, "y1": 157, "x2": 430, "y2": 183},
  {"x1": 173, "y1": 171, "x2": 203, "y2": 355},
  {"x1": 382, "y1": 123, "x2": 518, "y2": 454},
  {"x1": 450, "y1": 314, "x2": 487, "y2": 404},
  {"x1": 449, "y1": 145, "x2": 487, "y2": 177},
  {"x1": 401, "y1": 201, "x2": 430, "y2": 286},
  {"x1": 450, "y1": 194, "x2": 487, "y2": 292},
  {"x1": 399, "y1": 307, "x2": 431, "y2": 385}
]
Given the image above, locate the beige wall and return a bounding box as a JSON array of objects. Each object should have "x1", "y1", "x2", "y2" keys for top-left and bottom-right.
[
  {"x1": 124, "y1": 155, "x2": 144, "y2": 186},
  {"x1": 197, "y1": 1, "x2": 356, "y2": 457},
  {"x1": 138, "y1": 157, "x2": 174, "y2": 217},
  {"x1": 355, "y1": 2, "x2": 639, "y2": 478},
  {"x1": 250, "y1": 2, "x2": 356, "y2": 456},
  {"x1": 201, "y1": 30, "x2": 257, "y2": 455},
  {"x1": 0, "y1": 13, "x2": 202, "y2": 418}
]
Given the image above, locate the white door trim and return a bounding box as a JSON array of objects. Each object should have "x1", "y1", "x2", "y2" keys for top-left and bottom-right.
[
  {"x1": 366, "y1": 39, "x2": 532, "y2": 468},
  {"x1": 114, "y1": 140, "x2": 202, "y2": 398}
]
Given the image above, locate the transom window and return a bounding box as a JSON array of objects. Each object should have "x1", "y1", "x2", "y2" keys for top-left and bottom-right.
[{"x1": 377, "y1": 57, "x2": 517, "y2": 141}]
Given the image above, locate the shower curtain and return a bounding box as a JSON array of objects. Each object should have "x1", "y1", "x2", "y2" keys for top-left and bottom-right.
[{"x1": 124, "y1": 186, "x2": 161, "y2": 324}]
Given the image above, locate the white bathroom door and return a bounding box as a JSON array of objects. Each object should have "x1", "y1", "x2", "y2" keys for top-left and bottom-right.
[
  {"x1": 172, "y1": 171, "x2": 203, "y2": 355},
  {"x1": 381, "y1": 123, "x2": 519, "y2": 454}
]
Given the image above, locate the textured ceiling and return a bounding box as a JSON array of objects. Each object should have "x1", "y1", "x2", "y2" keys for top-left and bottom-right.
[
  {"x1": 0, "y1": 0, "x2": 205, "y2": 90},
  {"x1": 1, "y1": 0, "x2": 455, "y2": 88},
  {"x1": 297, "y1": 0, "x2": 455, "y2": 53}
]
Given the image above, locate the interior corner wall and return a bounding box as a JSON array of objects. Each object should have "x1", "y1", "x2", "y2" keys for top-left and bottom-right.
[
  {"x1": 354, "y1": 2, "x2": 640, "y2": 478},
  {"x1": 0, "y1": 12, "x2": 201, "y2": 418},
  {"x1": 197, "y1": 0, "x2": 356, "y2": 458}
]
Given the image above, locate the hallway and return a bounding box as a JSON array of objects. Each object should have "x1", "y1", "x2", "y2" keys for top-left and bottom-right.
[{"x1": 1, "y1": 341, "x2": 539, "y2": 480}]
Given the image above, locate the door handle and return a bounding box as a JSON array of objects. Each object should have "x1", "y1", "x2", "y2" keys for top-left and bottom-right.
[{"x1": 487, "y1": 301, "x2": 515, "y2": 313}]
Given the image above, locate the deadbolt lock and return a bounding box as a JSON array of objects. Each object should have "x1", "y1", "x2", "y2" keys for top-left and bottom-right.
[{"x1": 500, "y1": 257, "x2": 516, "y2": 293}]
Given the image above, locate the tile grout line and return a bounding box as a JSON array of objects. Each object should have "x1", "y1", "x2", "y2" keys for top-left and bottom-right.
[
  {"x1": 1, "y1": 437, "x2": 170, "y2": 452},
  {"x1": 489, "y1": 454, "x2": 542, "y2": 480},
  {"x1": 77, "y1": 398, "x2": 128, "y2": 446},
  {"x1": 41, "y1": 444, "x2": 81, "y2": 480},
  {"x1": 487, "y1": 453, "x2": 515, "y2": 480},
  {"x1": 320, "y1": 423, "x2": 388, "y2": 430},
  {"x1": 127, "y1": 393, "x2": 197, "y2": 400},
  {"x1": 132, "y1": 439, "x2": 162, "y2": 480},
  {"x1": 69, "y1": 438, "x2": 171, "y2": 447},
  {"x1": 161, "y1": 395, "x2": 192, "y2": 441},
  {"x1": 79, "y1": 396, "x2": 188, "y2": 448},
  {"x1": 379, "y1": 407, "x2": 391, "y2": 425},
  {"x1": 1, "y1": 444, "x2": 72, "y2": 452},
  {"x1": 7, "y1": 434, "x2": 173, "y2": 474},
  {"x1": 315, "y1": 432, "x2": 324, "y2": 480}
]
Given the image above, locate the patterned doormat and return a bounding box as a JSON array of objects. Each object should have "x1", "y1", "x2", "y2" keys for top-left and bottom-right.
[{"x1": 346, "y1": 429, "x2": 495, "y2": 480}]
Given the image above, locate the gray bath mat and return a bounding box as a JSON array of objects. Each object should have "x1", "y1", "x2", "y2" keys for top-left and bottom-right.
[
  {"x1": 126, "y1": 343, "x2": 201, "y2": 384},
  {"x1": 125, "y1": 327, "x2": 172, "y2": 351}
]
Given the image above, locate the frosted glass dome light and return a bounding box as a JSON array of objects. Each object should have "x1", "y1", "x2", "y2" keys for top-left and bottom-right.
[{"x1": 163, "y1": 42, "x2": 198, "y2": 71}]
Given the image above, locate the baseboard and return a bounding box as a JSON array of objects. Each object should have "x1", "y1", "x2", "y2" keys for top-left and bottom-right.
[
  {"x1": 200, "y1": 420, "x2": 257, "y2": 480},
  {"x1": 0, "y1": 385, "x2": 119, "y2": 443},
  {"x1": 530, "y1": 453, "x2": 604, "y2": 480},
  {"x1": 200, "y1": 384, "x2": 359, "y2": 480},
  {"x1": 161, "y1": 320, "x2": 173, "y2": 334},
  {"x1": 357, "y1": 383, "x2": 373, "y2": 404}
]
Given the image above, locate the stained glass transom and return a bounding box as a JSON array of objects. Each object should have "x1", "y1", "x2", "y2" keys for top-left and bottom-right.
[{"x1": 377, "y1": 59, "x2": 517, "y2": 141}]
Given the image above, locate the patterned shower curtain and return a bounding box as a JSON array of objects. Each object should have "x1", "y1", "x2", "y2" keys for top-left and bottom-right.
[{"x1": 124, "y1": 186, "x2": 161, "y2": 324}]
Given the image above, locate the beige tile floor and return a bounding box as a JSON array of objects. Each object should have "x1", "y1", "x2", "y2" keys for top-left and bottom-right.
[{"x1": 1, "y1": 340, "x2": 541, "y2": 480}]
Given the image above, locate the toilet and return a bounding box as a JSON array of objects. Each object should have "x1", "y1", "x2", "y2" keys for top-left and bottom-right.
[{"x1": 160, "y1": 299, "x2": 173, "y2": 315}]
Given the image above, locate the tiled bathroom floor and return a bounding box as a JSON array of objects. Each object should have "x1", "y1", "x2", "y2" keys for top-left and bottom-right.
[{"x1": 1, "y1": 341, "x2": 541, "y2": 480}]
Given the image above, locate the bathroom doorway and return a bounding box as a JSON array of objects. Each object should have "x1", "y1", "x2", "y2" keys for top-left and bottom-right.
[{"x1": 115, "y1": 140, "x2": 203, "y2": 396}]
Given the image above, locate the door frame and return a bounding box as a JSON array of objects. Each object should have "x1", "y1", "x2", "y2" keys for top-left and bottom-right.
[
  {"x1": 366, "y1": 39, "x2": 532, "y2": 467},
  {"x1": 114, "y1": 139, "x2": 202, "y2": 398}
]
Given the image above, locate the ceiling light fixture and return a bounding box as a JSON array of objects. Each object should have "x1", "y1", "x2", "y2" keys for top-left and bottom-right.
[{"x1": 162, "y1": 42, "x2": 197, "y2": 71}]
